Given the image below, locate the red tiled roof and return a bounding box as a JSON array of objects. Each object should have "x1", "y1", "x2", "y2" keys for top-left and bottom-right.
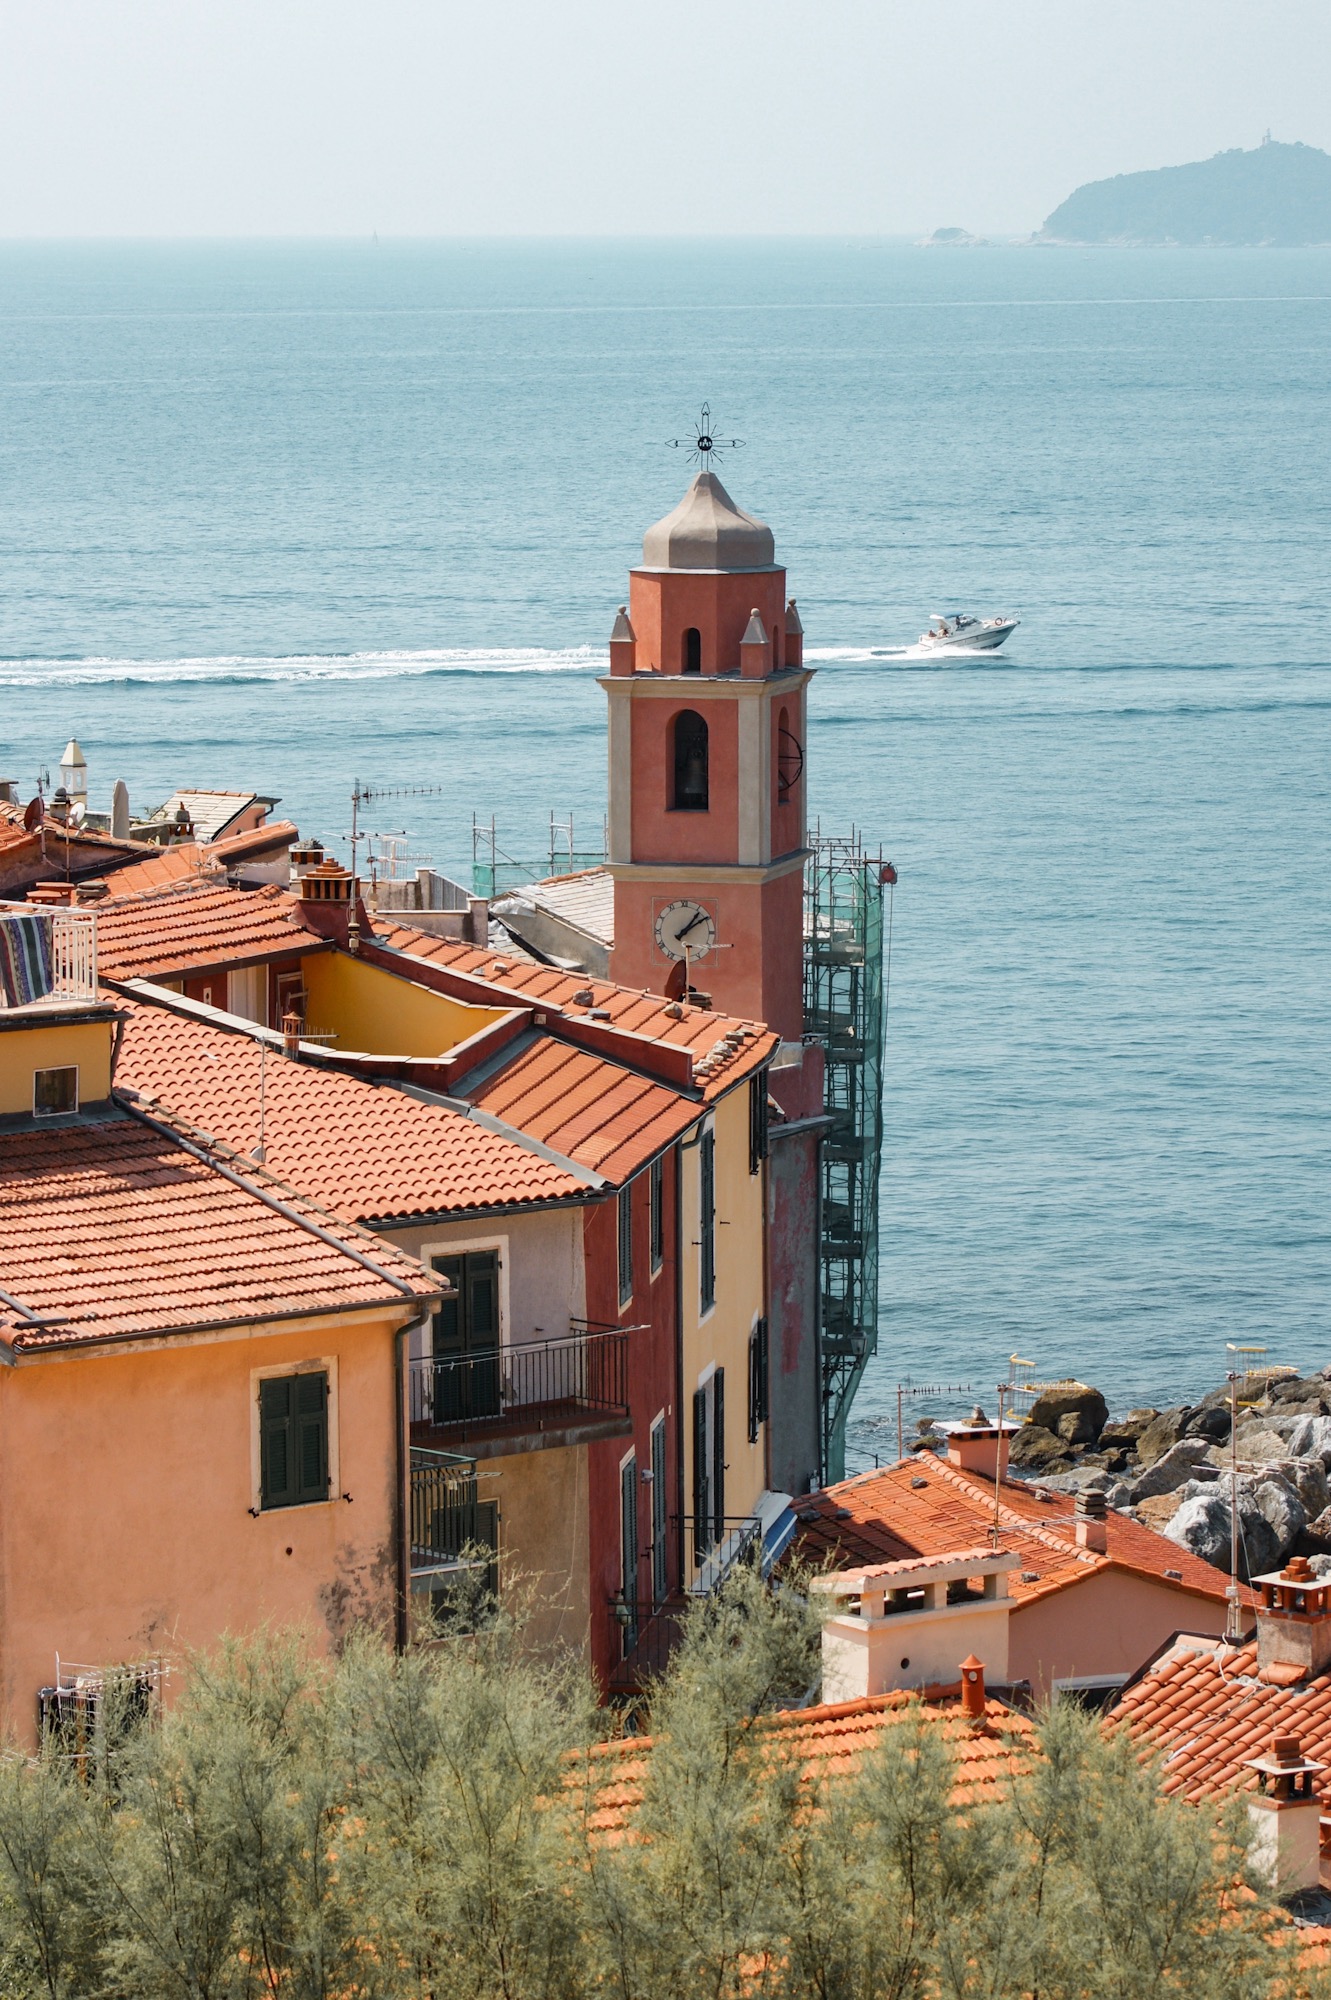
[
  {"x1": 94, "y1": 878, "x2": 320, "y2": 979},
  {"x1": 113, "y1": 992, "x2": 588, "y2": 1221},
  {"x1": 1114, "y1": 1636, "x2": 1331, "y2": 1805},
  {"x1": 93, "y1": 843, "x2": 221, "y2": 898},
  {"x1": 584, "y1": 1689, "x2": 1035, "y2": 1838},
  {"x1": 373, "y1": 920, "x2": 776, "y2": 1103},
  {"x1": 461, "y1": 1034, "x2": 698, "y2": 1185},
  {"x1": 795, "y1": 1454, "x2": 1241, "y2": 1610},
  {"x1": 0, "y1": 1111, "x2": 438, "y2": 1350}
]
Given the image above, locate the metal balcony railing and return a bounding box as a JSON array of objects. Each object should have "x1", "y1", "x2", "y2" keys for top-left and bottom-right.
[
  {"x1": 607, "y1": 1596, "x2": 688, "y2": 1692},
  {"x1": 0, "y1": 904, "x2": 98, "y2": 1010},
  {"x1": 409, "y1": 1446, "x2": 498, "y2": 1590},
  {"x1": 409, "y1": 1322, "x2": 631, "y2": 1444},
  {"x1": 686, "y1": 1513, "x2": 763, "y2": 1593}
]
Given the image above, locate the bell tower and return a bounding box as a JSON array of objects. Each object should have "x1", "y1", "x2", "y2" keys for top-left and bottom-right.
[{"x1": 602, "y1": 468, "x2": 812, "y2": 1047}]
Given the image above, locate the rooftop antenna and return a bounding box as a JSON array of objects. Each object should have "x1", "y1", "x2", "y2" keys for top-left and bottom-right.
[
  {"x1": 893, "y1": 1380, "x2": 971, "y2": 1466},
  {"x1": 349, "y1": 779, "x2": 445, "y2": 881},
  {"x1": 666, "y1": 402, "x2": 745, "y2": 471}
]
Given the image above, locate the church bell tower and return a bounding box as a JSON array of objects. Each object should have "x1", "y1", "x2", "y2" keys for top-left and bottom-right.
[{"x1": 602, "y1": 467, "x2": 811, "y2": 1048}]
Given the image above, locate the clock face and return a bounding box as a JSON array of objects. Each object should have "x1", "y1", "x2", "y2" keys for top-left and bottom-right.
[{"x1": 654, "y1": 899, "x2": 717, "y2": 962}]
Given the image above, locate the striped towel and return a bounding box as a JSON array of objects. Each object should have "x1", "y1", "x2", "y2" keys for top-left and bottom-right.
[{"x1": 0, "y1": 913, "x2": 54, "y2": 1006}]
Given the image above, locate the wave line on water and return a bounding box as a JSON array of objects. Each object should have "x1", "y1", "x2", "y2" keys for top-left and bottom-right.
[{"x1": 0, "y1": 645, "x2": 606, "y2": 688}]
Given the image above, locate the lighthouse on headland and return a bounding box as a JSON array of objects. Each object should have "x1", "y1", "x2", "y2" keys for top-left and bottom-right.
[{"x1": 602, "y1": 469, "x2": 812, "y2": 1059}]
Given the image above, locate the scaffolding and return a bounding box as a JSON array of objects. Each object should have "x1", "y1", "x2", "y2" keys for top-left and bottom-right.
[
  {"x1": 804, "y1": 829, "x2": 891, "y2": 1483},
  {"x1": 471, "y1": 812, "x2": 608, "y2": 898}
]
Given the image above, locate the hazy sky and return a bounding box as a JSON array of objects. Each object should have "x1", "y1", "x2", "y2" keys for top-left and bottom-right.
[{"x1": 2, "y1": 0, "x2": 1329, "y2": 238}]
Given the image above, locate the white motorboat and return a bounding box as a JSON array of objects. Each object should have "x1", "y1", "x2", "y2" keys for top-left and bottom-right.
[{"x1": 918, "y1": 612, "x2": 1019, "y2": 653}]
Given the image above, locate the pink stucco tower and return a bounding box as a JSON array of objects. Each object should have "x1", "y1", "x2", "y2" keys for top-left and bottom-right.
[{"x1": 602, "y1": 470, "x2": 812, "y2": 1052}]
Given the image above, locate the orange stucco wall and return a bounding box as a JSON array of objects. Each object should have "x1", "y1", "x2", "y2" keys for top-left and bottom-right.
[
  {"x1": 611, "y1": 867, "x2": 804, "y2": 1041},
  {"x1": 629, "y1": 698, "x2": 741, "y2": 865},
  {"x1": 628, "y1": 567, "x2": 787, "y2": 679},
  {"x1": 0, "y1": 1311, "x2": 404, "y2": 1747},
  {"x1": 1009, "y1": 1568, "x2": 1230, "y2": 1700}
]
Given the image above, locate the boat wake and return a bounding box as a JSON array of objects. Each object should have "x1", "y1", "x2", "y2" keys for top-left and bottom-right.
[{"x1": 0, "y1": 645, "x2": 603, "y2": 689}]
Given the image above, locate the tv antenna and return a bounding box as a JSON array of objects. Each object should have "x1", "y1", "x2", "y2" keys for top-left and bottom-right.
[
  {"x1": 348, "y1": 779, "x2": 445, "y2": 882},
  {"x1": 666, "y1": 402, "x2": 745, "y2": 471}
]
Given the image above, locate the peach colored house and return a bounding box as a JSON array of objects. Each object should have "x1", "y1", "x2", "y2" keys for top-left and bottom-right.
[
  {"x1": 0, "y1": 929, "x2": 438, "y2": 1748},
  {"x1": 796, "y1": 1416, "x2": 1251, "y2": 1702}
]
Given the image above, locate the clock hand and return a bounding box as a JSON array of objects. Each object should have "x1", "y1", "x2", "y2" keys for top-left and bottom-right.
[{"x1": 676, "y1": 909, "x2": 709, "y2": 940}]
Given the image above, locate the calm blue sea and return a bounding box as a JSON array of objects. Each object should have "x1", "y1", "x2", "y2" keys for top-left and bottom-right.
[{"x1": 2, "y1": 240, "x2": 1329, "y2": 1467}]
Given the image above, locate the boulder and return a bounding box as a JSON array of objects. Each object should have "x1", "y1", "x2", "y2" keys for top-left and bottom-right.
[
  {"x1": 1137, "y1": 1491, "x2": 1188, "y2": 1532},
  {"x1": 1288, "y1": 1414, "x2": 1331, "y2": 1464},
  {"x1": 1135, "y1": 1407, "x2": 1195, "y2": 1468},
  {"x1": 1303, "y1": 1505, "x2": 1331, "y2": 1551},
  {"x1": 1099, "y1": 1410, "x2": 1157, "y2": 1451},
  {"x1": 1022, "y1": 1467, "x2": 1114, "y2": 1496},
  {"x1": 1026, "y1": 1383, "x2": 1108, "y2": 1445},
  {"x1": 1165, "y1": 1489, "x2": 1283, "y2": 1577},
  {"x1": 1126, "y1": 1437, "x2": 1215, "y2": 1501},
  {"x1": 1270, "y1": 1374, "x2": 1331, "y2": 1410},
  {"x1": 1250, "y1": 1473, "x2": 1306, "y2": 1567},
  {"x1": 1007, "y1": 1425, "x2": 1074, "y2": 1473},
  {"x1": 1182, "y1": 1406, "x2": 1230, "y2": 1443},
  {"x1": 1285, "y1": 1456, "x2": 1330, "y2": 1521},
  {"x1": 1232, "y1": 1426, "x2": 1296, "y2": 1462}
]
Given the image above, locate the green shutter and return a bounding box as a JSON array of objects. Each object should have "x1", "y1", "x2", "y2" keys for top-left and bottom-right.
[{"x1": 260, "y1": 1372, "x2": 328, "y2": 1510}]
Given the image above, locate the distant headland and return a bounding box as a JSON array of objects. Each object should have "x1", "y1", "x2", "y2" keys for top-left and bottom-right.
[{"x1": 1037, "y1": 137, "x2": 1331, "y2": 246}]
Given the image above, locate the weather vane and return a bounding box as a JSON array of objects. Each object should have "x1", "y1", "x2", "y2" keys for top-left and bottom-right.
[{"x1": 666, "y1": 402, "x2": 745, "y2": 469}]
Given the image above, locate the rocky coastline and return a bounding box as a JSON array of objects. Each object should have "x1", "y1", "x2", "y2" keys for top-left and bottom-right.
[{"x1": 929, "y1": 1373, "x2": 1331, "y2": 1579}]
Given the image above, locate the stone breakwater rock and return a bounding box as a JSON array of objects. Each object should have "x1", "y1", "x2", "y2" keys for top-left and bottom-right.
[
  {"x1": 1006, "y1": 1371, "x2": 1331, "y2": 1575},
  {"x1": 1025, "y1": 1382, "x2": 1108, "y2": 1446}
]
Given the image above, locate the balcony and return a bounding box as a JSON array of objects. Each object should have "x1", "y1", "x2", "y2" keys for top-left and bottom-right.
[
  {"x1": 409, "y1": 1320, "x2": 632, "y2": 1457},
  {"x1": 0, "y1": 905, "x2": 98, "y2": 1011},
  {"x1": 409, "y1": 1446, "x2": 498, "y2": 1592}
]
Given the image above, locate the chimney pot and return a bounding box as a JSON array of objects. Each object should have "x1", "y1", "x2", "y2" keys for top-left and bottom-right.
[{"x1": 959, "y1": 1653, "x2": 986, "y2": 1720}]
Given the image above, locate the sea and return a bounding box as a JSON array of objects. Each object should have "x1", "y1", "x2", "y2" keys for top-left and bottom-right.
[{"x1": 2, "y1": 238, "x2": 1329, "y2": 1470}]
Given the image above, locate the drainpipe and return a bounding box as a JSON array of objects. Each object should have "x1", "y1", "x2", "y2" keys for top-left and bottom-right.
[{"x1": 674, "y1": 1139, "x2": 687, "y2": 1589}]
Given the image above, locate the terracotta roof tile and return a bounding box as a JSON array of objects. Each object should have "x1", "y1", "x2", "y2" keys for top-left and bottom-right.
[
  {"x1": 583, "y1": 1690, "x2": 1036, "y2": 1838},
  {"x1": 113, "y1": 993, "x2": 586, "y2": 1221},
  {"x1": 794, "y1": 1455, "x2": 1240, "y2": 1610},
  {"x1": 462, "y1": 1034, "x2": 696, "y2": 1185},
  {"x1": 94, "y1": 878, "x2": 319, "y2": 979},
  {"x1": 373, "y1": 919, "x2": 776, "y2": 1104},
  {"x1": 0, "y1": 1112, "x2": 438, "y2": 1350},
  {"x1": 1114, "y1": 1635, "x2": 1331, "y2": 1804}
]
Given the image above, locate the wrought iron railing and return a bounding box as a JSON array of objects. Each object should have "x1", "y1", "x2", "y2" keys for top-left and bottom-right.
[
  {"x1": 0, "y1": 904, "x2": 98, "y2": 1010},
  {"x1": 686, "y1": 1513, "x2": 763, "y2": 1590},
  {"x1": 408, "y1": 1446, "x2": 498, "y2": 1590},
  {"x1": 409, "y1": 1323, "x2": 630, "y2": 1441},
  {"x1": 607, "y1": 1596, "x2": 688, "y2": 1691}
]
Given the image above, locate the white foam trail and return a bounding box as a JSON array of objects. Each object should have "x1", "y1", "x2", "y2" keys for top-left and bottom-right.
[
  {"x1": 0, "y1": 645, "x2": 605, "y2": 688},
  {"x1": 806, "y1": 643, "x2": 999, "y2": 663}
]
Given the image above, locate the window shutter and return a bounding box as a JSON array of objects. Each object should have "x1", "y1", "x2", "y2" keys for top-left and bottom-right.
[
  {"x1": 749, "y1": 1074, "x2": 769, "y2": 1173},
  {"x1": 713, "y1": 1367, "x2": 726, "y2": 1540},
  {"x1": 699, "y1": 1129, "x2": 716, "y2": 1312},
  {"x1": 649, "y1": 1156, "x2": 664, "y2": 1271},
  {"x1": 618, "y1": 1184, "x2": 634, "y2": 1308},
  {"x1": 693, "y1": 1388, "x2": 709, "y2": 1562},
  {"x1": 748, "y1": 1328, "x2": 760, "y2": 1443},
  {"x1": 295, "y1": 1372, "x2": 328, "y2": 1501},
  {"x1": 260, "y1": 1376, "x2": 293, "y2": 1507},
  {"x1": 651, "y1": 1419, "x2": 668, "y2": 1602},
  {"x1": 621, "y1": 1458, "x2": 638, "y2": 1604}
]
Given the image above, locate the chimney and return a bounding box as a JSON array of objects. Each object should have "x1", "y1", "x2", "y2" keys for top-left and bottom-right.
[
  {"x1": 282, "y1": 1011, "x2": 303, "y2": 1058},
  {"x1": 1074, "y1": 1487, "x2": 1109, "y2": 1555},
  {"x1": 814, "y1": 1547, "x2": 1017, "y2": 1704},
  {"x1": 1254, "y1": 1555, "x2": 1331, "y2": 1681},
  {"x1": 608, "y1": 606, "x2": 637, "y2": 677},
  {"x1": 293, "y1": 855, "x2": 355, "y2": 946},
  {"x1": 959, "y1": 1654, "x2": 986, "y2": 1721},
  {"x1": 1243, "y1": 1734, "x2": 1324, "y2": 1896},
  {"x1": 939, "y1": 1407, "x2": 1017, "y2": 1483}
]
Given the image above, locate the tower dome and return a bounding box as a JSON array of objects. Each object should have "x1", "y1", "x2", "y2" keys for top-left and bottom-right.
[{"x1": 641, "y1": 471, "x2": 776, "y2": 572}]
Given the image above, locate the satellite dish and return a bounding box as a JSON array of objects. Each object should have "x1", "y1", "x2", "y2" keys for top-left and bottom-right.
[{"x1": 22, "y1": 795, "x2": 44, "y2": 833}]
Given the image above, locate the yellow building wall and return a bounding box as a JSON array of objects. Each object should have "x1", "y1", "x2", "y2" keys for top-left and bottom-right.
[
  {"x1": 680, "y1": 1080, "x2": 768, "y2": 1582},
  {"x1": 300, "y1": 952, "x2": 508, "y2": 1058},
  {"x1": 0, "y1": 1016, "x2": 115, "y2": 1115},
  {"x1": 0, "y1": 1311, "x2": 403, "y2": 1748}
]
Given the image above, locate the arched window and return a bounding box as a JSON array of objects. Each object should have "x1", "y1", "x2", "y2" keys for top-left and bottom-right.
[
  {"x1": 673, "y1": 709, "x2": 709, "y2": 811},
  {"x1": 682, "y1": 627, "x2": 702, "y2": 673}
]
